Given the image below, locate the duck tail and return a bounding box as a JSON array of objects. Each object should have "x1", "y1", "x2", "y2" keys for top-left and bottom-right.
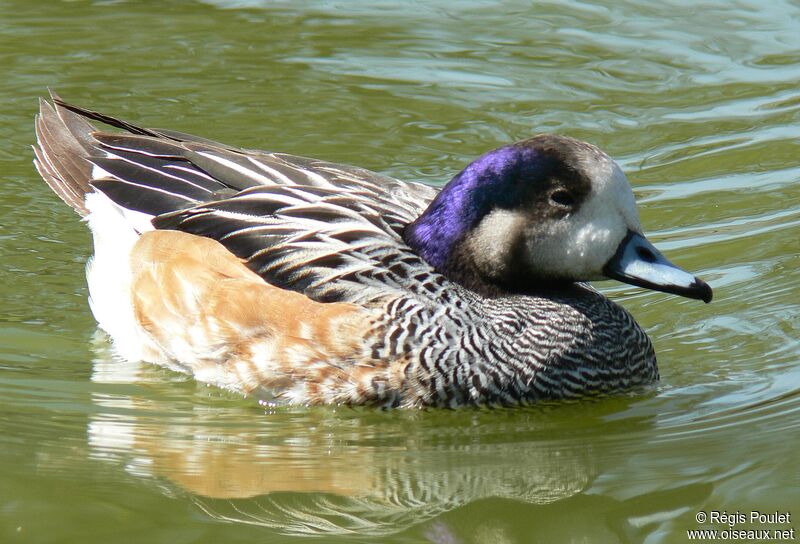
[
  {"x1": 33, "y1": 90, "x2": 108, "y2": 216},
  {"x1": 33, "y1": 92, "x2": 245, "y2": 221}
]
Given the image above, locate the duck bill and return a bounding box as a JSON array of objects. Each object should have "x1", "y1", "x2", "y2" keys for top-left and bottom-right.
[{"x1": 602, "y1": 231, "x2": 713, "y2": 303}]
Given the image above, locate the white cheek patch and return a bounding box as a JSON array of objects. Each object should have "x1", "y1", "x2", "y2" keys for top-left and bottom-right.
[
  {"x1": 523, "y1": 157, "x2": 643, "y2": 281},
  {"x1": 469, "y1": 148, "x2": 648, "y2": 284},
  {"x1": 528, "y1": 214, "x2": 624, "y2": 281},
  {"x1": 569, "y1": 220, "x2": 618, "y2": 271},
  {"x1": 563, "y1": 159, "x2": 641, "y2": 276}
]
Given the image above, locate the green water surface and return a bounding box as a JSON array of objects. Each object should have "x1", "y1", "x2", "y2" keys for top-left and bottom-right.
[{"x1": 1, "y1": 1, "x2": 798, "y2": 542}]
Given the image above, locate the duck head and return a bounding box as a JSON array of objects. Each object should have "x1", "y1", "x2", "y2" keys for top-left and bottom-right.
[{"x1": 403, "y1": 134, "x2": 712, "y2": 302}]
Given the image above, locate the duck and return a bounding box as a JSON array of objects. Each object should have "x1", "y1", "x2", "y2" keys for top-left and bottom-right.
[{"x1": 33, "y1": 93, "x2": 712, "y2": 408}]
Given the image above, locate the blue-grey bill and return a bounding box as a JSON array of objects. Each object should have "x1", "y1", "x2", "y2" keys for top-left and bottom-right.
[{"x1": 603, "y1": 231, "x2": 713, "y2": 303}]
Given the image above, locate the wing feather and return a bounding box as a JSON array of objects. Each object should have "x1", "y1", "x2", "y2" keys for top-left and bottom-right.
[
  {"x1": 36, "y1": 96, "x2": 448, "y2": 304},
  {"x1": 152, "y1": 186, "x2": 449, "y2": 305}
]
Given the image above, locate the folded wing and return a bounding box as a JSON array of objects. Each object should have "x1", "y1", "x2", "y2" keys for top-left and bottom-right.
[{"x1": 34, "y1": 95, "x2": 448, "y2": 306}]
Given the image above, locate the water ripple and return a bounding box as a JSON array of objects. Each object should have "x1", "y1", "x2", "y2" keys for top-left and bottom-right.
[{"x1": 2, "y1": 0, "x2": 799, "y2": 541}]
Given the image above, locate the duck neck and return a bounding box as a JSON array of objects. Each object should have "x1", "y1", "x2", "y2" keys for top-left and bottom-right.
[{"x1": 403, "y1": 145, "x2": 540, "y2": 296}]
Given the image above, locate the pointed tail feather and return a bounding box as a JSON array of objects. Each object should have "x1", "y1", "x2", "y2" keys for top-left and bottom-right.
[
  {"x1": 33, "y1": 93, "x2": 227, "y2": 218},
  {"x1": 33, "y1": 91, "x2": 100, "y2": 216}
]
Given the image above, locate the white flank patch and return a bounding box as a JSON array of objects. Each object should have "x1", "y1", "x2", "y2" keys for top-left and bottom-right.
[{"x1": 84, "y1": 192, "x2": 154, "y2": 362}]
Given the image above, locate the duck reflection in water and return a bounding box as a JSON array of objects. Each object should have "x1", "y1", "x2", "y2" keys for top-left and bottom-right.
[{"x1": 87, "y1": 340, "x2": 711, "y2": 541}]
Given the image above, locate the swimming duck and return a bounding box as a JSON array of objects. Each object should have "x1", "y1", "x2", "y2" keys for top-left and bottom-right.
[{"x1": 33, "y1": 94, "x2": 712, "y2": 408}]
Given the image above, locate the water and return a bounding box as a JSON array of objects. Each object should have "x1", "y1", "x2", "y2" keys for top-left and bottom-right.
[{"x1": 1, "y1": 1, "x2": 798, "y2": 542}]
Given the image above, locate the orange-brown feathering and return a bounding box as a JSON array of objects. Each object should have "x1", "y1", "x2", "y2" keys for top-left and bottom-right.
[{"x1": 128, "y1": 230, "x2": 399, "y2": 404}]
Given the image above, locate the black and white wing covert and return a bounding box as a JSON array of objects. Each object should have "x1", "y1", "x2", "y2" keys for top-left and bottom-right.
[
  {"x1": 45, "y1": 98, "x2": 448, "y2": 305},
  {"x1": 153, "y1": 184, "x2": 452, "y2": 306},
  {"x1": 47, "y1": 96, "x2": 439, "y2": 223}
]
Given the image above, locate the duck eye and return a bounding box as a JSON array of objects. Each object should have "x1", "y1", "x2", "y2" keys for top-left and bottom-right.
[{"x1": 549, "y1": 189, "x2": 575, "y2": 208}]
